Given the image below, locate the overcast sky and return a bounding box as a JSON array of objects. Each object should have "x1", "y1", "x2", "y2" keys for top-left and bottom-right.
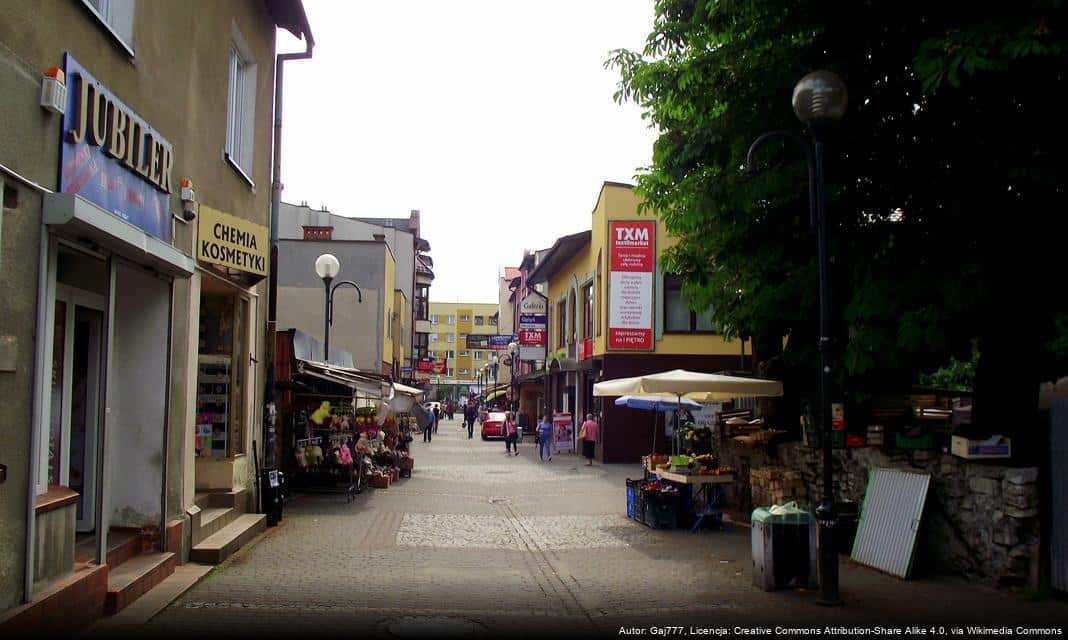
[{"x1": 278, "y1": 1, "x2": 658, "y2": 304}]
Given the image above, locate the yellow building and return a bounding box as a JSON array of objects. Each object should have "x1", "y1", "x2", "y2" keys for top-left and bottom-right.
[
  {"x1": 428, "y1": 301, "x2": 501, "y2": 399},
  {"x1": 527, "y1": 182, "x2": 750, "y2": 462}
]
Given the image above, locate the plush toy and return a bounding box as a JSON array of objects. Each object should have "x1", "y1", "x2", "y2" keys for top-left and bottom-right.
[
  {"x1": 355, "y1": 433, "x2": 370, "y2": 455},
  {"x1": 338, "y1": 443, "x2": 353, "y2": 466},
  {"x1": 295, "y1": 448, "x2": 308, "y2": 468},
  {"x1": 310, "y1": 401, "x2": 331, "y2": 425},
  {"x1": 310, "y1": 443, "x2": 324, "y2": 464}
]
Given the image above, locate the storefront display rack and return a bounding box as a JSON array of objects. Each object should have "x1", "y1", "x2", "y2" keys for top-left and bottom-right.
[{"x1": 197, "y1": 354, "x2": 231, "y2": 457}]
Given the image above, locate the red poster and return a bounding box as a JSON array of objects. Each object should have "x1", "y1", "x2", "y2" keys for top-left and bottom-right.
[{"x1": 519, "y1": 329, "x2": 546, "y2": 345}]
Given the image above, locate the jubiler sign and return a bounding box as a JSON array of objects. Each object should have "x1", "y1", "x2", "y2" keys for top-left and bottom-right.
[
  {"x1": 60, "y1": 54, "x2": 174, "y2": 241},
  {"x1": 197, "y1": 206, "x2": 268, "y2": 276}
]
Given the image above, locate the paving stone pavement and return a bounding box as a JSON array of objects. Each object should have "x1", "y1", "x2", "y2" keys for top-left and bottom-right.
[{"x1": 110, "y1": 417, "x2": 1066, "y2": 639}]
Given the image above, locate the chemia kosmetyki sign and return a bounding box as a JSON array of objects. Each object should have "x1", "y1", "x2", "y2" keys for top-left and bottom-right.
[
  {"x1": 197, "y1": 206, "x2": 268, "y2": 276},
  {"x1": 60, "y1": 53, "x2": 174, "y2": 241}
]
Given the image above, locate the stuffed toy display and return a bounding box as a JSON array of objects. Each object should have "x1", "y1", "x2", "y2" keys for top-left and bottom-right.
[{"x1": 310, "y1": 401, "x2": 331, "y2": 425}]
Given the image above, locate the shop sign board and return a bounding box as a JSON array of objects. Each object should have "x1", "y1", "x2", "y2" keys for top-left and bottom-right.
[
  {"x1": 466, "y1": 334, "x2": 517, "y2": 350},
  {"x1": 607, "y1": 220, "x2": 656, "y2": 350},
  {"x1": 520, "y1": 293, "x2": 546, "y2": 314},
  {"x1": 416, "y1": 359, "x2": 435, "y2": 373},
  {"x1": 518, "y1": 329, "x2": 545, "y2": 346},
  {"x1": 552, "y1": 412, "x2": 574, "y2": 452},
  {"x1": 519, "y1": 345, "x2": 545, "y2": 361},
  {"x1": 60, "y1": 53, "x2": 175, "y2": 241},
  {"x1": 197, "y1": 205, "x2": 268, "y2": 276},
  {"x1": 519, "y1": 313, "x2": 547, "y2": 328}
]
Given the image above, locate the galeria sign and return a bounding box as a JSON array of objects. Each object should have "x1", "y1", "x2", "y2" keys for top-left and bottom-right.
[
  {"x1": 607, "y1": 220, "x2": 655, "y2": 350},
  {"x1": 60, "y1": 53, "x2": 174, "y2": 241},
  {"x1": 197, "y1": 206, "x2": 268, "y2": 276}
]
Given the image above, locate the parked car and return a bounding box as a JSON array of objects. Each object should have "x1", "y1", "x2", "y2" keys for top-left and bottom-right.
[{"x1": 481, "y1": 412, "x2": 508, "y2": 440}]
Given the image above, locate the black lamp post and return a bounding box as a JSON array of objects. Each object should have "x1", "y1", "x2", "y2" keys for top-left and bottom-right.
[
  {"x1": 490, "y1": 355, "x2": 500, "y2": 407},
  {"x1": 314, "y1": 253, "x2": 364, "y2": 363},
  {"x1": 745, "y1": 70, "x2": 847, "y2": 606}
]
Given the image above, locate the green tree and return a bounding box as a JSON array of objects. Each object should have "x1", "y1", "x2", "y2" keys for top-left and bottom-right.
[{"x1": 610, "y1": 1, "x2": 1067, "y2": 430}]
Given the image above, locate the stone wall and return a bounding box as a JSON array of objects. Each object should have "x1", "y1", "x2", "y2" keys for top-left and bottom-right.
[
  {"x1": 714, "y1": 432, "x2": 1041, "y2": 588},
  {"x1": 772, "y1": 442, "x2": 1040, "y2": 587}
]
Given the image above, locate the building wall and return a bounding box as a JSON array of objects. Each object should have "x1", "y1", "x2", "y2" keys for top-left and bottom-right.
[
  {"x1": 276, "y1": 240, "x2": 387, "y2": 370},
  {"x1": 0, "y1": 0, "x2": 279, "y2": 608},
  {"x1": 428, "y1": 301, "x2": 499, "y2": 385},
  {"x1": 382, "y1": 244, "x2": 395, "y2": 373}
]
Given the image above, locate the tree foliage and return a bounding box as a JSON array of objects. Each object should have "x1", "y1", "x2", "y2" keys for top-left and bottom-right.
[{"x1": 610, "y1": 1, "x2": 1068, "y2": 424}]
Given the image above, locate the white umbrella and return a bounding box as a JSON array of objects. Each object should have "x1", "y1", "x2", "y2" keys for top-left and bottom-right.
[{"x1": 594, "y1": 369, "x2": 783, "y2": 454}]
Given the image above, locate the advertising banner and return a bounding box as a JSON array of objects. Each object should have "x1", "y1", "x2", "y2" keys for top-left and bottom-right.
[
  {"x1": 519, "y1": 345, "x2": 546, "y2": 361},
  {"x1": 607, "y1": 220, "x2": 656, "y2": 350},
  {"x1": 488, "y1": 335, "x2": 515, "y2": 350},
  {"x1": 60, "y1": 54, "x2": 174, "y2": 241},
  {"x1": 552, "y1": 412, "x2": 574, "y2": 452},
  {"x1": 468, "y1": 334, "x2": 517, "y2": 350},
  {"x1": 416, "y1": 360, "x2": 435, "y2": 372}
]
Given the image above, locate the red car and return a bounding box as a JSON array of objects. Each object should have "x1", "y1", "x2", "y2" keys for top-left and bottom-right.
[{"x1": 481, "y1": 412, "x2": 508, "y2": 440}]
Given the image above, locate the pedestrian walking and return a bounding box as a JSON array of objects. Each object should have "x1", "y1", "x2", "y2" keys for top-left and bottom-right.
[
  {"x1": 446, "y1": 400, "x2": 455, "y2": 421},
  {"x1": 465, "y1": 403, "x2": 476, "y2": 439},
  {"x1": 423, "y1": 416, "x2": 432, "y2": 443},
  {"x1": 536, "y1": 413, "x2": 553, "y2": 462},
  {"x1": 504, "y1": 411, "x2": 519, "y2": 456},
  {"x1": 433, "y1": 406, "x2": 441, "y2": 434},
  {"x1": 579, "y1": 413, "x2": 599, "y2": 466}
]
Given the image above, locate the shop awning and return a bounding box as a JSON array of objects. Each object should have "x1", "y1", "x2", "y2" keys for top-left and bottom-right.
[
  {"x1": 44, "y1": 192, "x2": 196, "y2": 278},
  {"x1": 296, "y1": 359, "x2": 388, "y2": 398},
  {"x1": 485, "y1": 389, "x2": 507, "y2": 402},
  {"x1": 391, "y1": 382, "x2": 425, "y2": 397}
]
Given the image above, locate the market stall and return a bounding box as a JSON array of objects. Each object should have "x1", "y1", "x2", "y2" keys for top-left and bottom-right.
[
  {"x1": 273, "y1": 330, "x2": 423, "y2": 497},
  {"x1": 596, "y1": 369, "x2": 782, "y2": 531}
]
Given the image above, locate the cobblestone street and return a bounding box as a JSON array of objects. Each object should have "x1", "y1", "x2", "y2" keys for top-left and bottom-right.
[{"x1": 113, "y1": 418, "x2": 1066, "y2": 638}]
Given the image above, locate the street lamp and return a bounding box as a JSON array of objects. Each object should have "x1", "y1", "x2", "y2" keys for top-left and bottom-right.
[
  {"x1": 489, "y1": 355, "x2": 499, "y2": 407},
  {"x1": 314, "y1": 253, "x2": 364, "y2": 362},
  {"x1": 507, "y1": 341, "x2": 519, "y2": 411},
  {"x1": 745, "y1": 70, "x2": 847, "y2": 607}
]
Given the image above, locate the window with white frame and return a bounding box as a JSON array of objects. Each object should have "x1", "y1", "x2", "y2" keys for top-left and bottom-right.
[
  {"x1": 446, "y1": 350, "x2": 455, "y2": 358},
  {"x1": 459, "y1": 350, "x2": 470, "y2": 357},
  {"x1": 430, "y1": 314, "x2": 439, "y2": 323},
  {"x1": 474, "y1": 351, "x2": 483, "y2": 360},
  {"x1": 474, "y1": 316, "x2": 484, "y2": 326},
  {"x1": 459, "y1": 333, "x2": 468, "y2": 341},
  {"x1": 430, "y1": 333, "x2": 439, "y2": 342},
  {"x1": 459, "y1": 368, "x2": 469, "y2": 375},
  {"x1": 446, "y1": 315, "x2": 455, "y2": 324},
  {"x1": 225, "y1": 25, "x2": 257, "y2": 184},
  {"x1": 446, "y1": 334, "x2": 454, "y2": 343},
  {"x1": 460, "y1": 314, "x2": 470, "y2": 322},
  {"x1": 489, "y1": 315, "x2": 498, "y2": 326},
  {"x1": 82, "y1": 0, "x2": 135, "y2": 54}
]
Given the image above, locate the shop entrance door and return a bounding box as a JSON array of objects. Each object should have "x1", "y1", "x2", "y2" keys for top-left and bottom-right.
[{"x1": 54, "y1": 285, "x2": 105, "y2": 533}]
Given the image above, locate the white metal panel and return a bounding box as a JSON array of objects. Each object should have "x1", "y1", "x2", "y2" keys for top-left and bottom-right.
[
  {"x1": 1052, "y1": 398, "x2": 1068, "y2": 592},
  {"x1": 851, "y1": 468, "x2": 931, "y2": 578}
]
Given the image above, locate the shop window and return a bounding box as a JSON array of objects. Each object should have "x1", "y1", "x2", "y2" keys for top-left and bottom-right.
[
  {"x1": 196, "y1": 288, "x2": 250, "y2": 458},
  {"x1": 82, "y1": 0, "x2": 135, "y2": 54},
  {"x1": 475, "y1": 316, "x2": 484, "y2": 326},
  {"x1": 557, "y1": 301, "x2": 566, "y2": 348},
  {"x1": 225, "y1": 26, "x2": 257, "y2": 185},
  {"x1": 663, "y1": 275, "x2": 717, "y2": 333}
]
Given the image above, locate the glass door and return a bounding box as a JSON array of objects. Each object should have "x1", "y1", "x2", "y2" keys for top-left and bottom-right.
[{"x1": 53, "y1": 286, "x2": 105, "y2": 532}]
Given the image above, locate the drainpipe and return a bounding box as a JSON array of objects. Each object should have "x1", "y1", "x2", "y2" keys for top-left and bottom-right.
[{"x1": 265, "y1": 34, "x2": 314, "y2": 486}]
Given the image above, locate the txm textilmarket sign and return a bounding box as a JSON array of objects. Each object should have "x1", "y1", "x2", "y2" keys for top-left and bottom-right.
[{"x1": 197, "y1": 206, "x2": 268, "y2": 276}]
